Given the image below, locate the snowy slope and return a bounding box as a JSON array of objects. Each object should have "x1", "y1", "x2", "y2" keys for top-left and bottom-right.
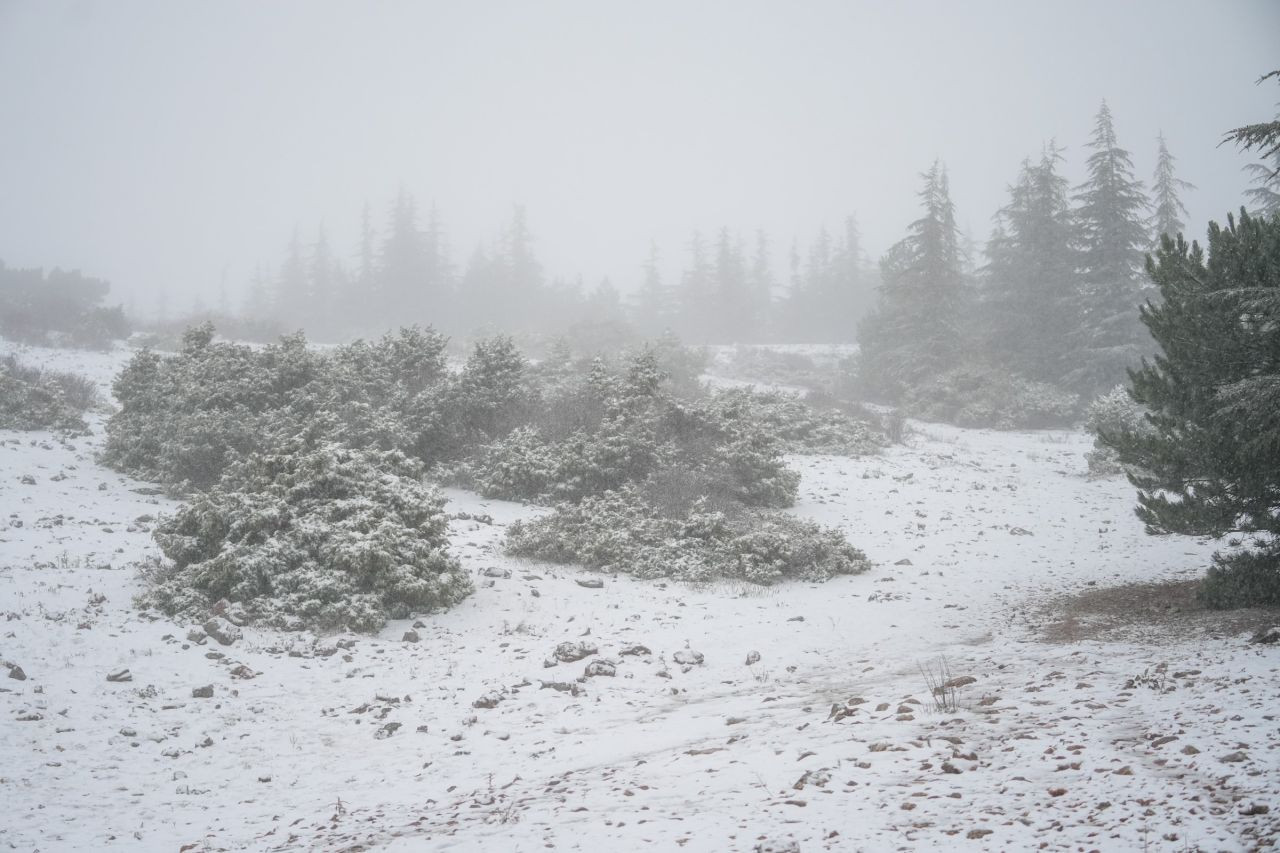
[{"x1": 1, "y1": 342, "x2": 1276, "y2": 852}]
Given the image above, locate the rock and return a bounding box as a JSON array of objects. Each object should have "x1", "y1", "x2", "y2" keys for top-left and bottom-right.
[
  {"x1": 540, "y1": 680, "x2": 584, "y2": 697},
  {"x1": 894, "y1": 558, "x2": 913, "y2": 566},
  {"x1": 787, "y1": 615, "x2": 805, "y2": 622},
  {"x1": 1009, "y1": 526, "x2": 1033, "y2": 536},
  {"x1": 618, "y1": 644, "x2": 652, "y2": 657},
  {"x1": 552, "y1": 641, "x2": 598, "y2": 663},
  {"x1": 1219, "y1": 751, "x2": 1247, "y2": 763},
  {"x1": 7, "y1": 663, "x2": 26, "y2": 681},
  {"x1": 375, "y1": 722, "x2": 401, "y2": 739},
  {"x1": 1180, "y1": 744, "x2": 1200, "y2": 755},
  {"x1": 192, "y1": 684, "x2": 214, "y2": 699},
  {"x1": 106, "y1": 669, "x2": 132, "y2": 683},
  {"x1": 584, "y1": 660, "x2": 616, "y2": 678},
  {"x1": 202, "y1": 617, "x2": 242, "y2": 646},
  {"x1": 229, "y1": 664, "x2": 257, "y2": 680},
  {"x1": 186, "y1": 628, "x2": 208, "y2": 645},
  {"x1": 745, "y1": 650, "x2": 761, "y2": 666},
  {"x1": 472, "y1": 690, "x2": 504, "y2": 709},
  {"x1": 402, "y1": 630, "x2": 420, "y2": 643},
  {"x1": 575, "y1": 578, "x2": 604, "y2": 589},
  {"x1": 1249, "y1": 626, "x2": 1280, "y2": 645},
  {"x1": 482, "y1": 567, "x2": 511, "y2": 579},
  {"x1": 19, "y1": 474, "x2": 36, "y2": 485},
  {"x1": 223, "y1": 603, "x2": 249, "y2": 626},
  {"x1": 1241, "y1": 803, "x2": 1270, "y2": 816},
  {"x1": 967, "y1": 829, "x2": 992, "y2": 840},
  {"x1": 673, "y1": 649, "x2": 704, "y2": 666},
  {"x1": 943, "y1": 675, "x2": 977, "y2": 689}
]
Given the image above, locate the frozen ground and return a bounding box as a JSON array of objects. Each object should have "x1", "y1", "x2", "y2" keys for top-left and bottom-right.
[{"x1": 1, "y1": 342, "x2": 1276, "y2": 852}]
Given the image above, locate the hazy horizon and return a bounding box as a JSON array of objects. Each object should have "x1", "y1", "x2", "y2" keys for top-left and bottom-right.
[{"x1": 1, "y1": 0, "x2": 1277, "y2": 314}]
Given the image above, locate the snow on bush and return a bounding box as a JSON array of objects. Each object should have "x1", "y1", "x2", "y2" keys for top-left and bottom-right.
[
  {"x1": 901, "y1": 364, "x2": 1079, "y2": 429},
  {"x1": 143, "y1": 440, "x2": 468, "y2": 633},
  {"x1": 0, "y1": 355, "x2": 98, "y2": 433},
  {"x1": 506, "y1": 487, "x2": 868, "y2": 585},
  {"x1": 1083, "y1": 385, "x2": 1152, "y2": 477}
]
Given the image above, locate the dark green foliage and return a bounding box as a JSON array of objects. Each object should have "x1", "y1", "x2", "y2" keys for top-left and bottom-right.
[
  {"x1": 1099, "y1": 210, "x2": 1280, "y2": 607},
  {"x1": 0, "y1": 355, "x2": 98, "y2": 432},
  {"x1": 0, "y1": 262, "x2": 129, "y2": 349},
  {"x1": 900, "y1": 363, "x2": 1079, "y2": 430}
]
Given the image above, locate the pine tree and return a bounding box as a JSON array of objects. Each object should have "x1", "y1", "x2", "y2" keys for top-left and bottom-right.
[
  {"x1": 1069, "y1": 101, "x2": 1152, "y2": 395},
  {"x1": 275, "y1": 229, "x2": 308, "y2": 327},
  {"x1": 713, "y1": 228, "x2": 749, "y2": 343},
  {"x1": 632, "y1": 239, "x2": 671, "y2": 337},
  {"x1": 858, "y1": 161, "x2": 967, "y2": 398},
  {"x1": 982, "y1": 144, "x2": 1079, "y2": 382},
  {"x1": 1149, "y1": 132, "x2": 1194, "y2": 243},
  {"x1": 678, "y1": 231, "x2": 713, "y2": 342},
  {"x1": 1243, "y1": 153, "x2": 1280, "y2": 217},
  {"x1": 1099, "y1": 210, "x2": 1280, "y2": 606},
  {"x1": 747, "y1": 230, "x2": 775, "y2": 342}
]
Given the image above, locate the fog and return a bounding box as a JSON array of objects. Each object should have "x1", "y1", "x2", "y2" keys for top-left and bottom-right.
[{"x1": 1, "y1": 0, "x2": 1276, "y2": 317}]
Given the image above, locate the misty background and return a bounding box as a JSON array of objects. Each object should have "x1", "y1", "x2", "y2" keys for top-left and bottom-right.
[{"x1": 0, "y1": 0, "x2": 1277, "y2": 319}]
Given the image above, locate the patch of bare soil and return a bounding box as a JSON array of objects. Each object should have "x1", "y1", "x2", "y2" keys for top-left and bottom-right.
[{"x1": 1039, "y1": 579, "x2": 1278, "y2": 644}]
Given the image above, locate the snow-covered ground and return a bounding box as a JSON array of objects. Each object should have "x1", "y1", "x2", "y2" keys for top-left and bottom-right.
[{"x1": 2, "y1": 342, "x2": 1276, "y2": 852}]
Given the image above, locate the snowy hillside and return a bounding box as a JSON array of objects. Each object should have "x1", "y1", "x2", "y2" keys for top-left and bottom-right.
[{"x1": 2, "y1": 341, "x2": 1276, "y2": 852}]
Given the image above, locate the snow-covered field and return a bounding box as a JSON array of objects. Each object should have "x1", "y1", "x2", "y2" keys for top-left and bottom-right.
[{"x1": 2, "y1": 342, "x2": 1276, "y2": 852}]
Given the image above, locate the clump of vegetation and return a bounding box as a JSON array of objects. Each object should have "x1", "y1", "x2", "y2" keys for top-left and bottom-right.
[
  {"x1": 144, "y1": 441, "x2": 467, "y2": 632},
  {"x1": 899, "y1": 363, "x2": 1079, "y2": 429},
  {"x1": 507, "y1": 487, "x2": 868, "y2": 585},
  {"x1": 1083, "y1": 386, "x2": 1151, "y2": 477},
  {"x1": 0, "y1": 262, "x2": 129, "y2": 349},
  {"x1": 107, "y1": 324, "x2": 876, "y2": 630},
  {"x1": 0, "y1": 355, "x2": 98, "y2": 432}
]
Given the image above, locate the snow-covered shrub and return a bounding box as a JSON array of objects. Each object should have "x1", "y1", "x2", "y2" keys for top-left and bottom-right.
[
  {"x1": 705, "y1": 388, "x2": 885, "y2": 456},
  {"x1": 0, "y1": 355, "x2": 98, "y2": 432},
  {"x1": 1199, "y1": 546, "x2": 1280, "y2": 608},
  {"x1": 901, "y1": 364, "x2": 1079, "y2": 429},
  {"x1": 143, "y1": 440, "x2": 468, "y2": 632},
  {"x1": 506, "y1": 487, "x2": 868, "y2": 585},
  {"x1": 1083, "y1": 385, "x2": 1152, "y2": 477}
]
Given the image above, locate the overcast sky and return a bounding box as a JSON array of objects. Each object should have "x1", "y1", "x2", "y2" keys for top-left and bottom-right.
[{"x1": 1, "y1": 0, "x2": 1277, "y2": 312}]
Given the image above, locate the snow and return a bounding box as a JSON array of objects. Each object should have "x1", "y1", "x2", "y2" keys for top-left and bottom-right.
[{"x1": 1, "y1": 341, "x2": 1276, "y2": 851}]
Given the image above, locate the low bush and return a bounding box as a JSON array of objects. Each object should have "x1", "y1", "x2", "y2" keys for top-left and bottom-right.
[
  {"x1": 1083, "y1": 385, "x2": 1152, "y2": 478},
  {"x1": 1198, "y1": 547, "x2": 1280, "y2": 609},
  {"x1": 0, "y1": 355, "x2": 98, "y2": 432},
  {"x1": 900, "y1": 363, "x2": 1079, "y2": 429},
  {"x1": 143, "y1": 441, "x2": 468, "y2": 632},
  {"x1": 507, "y1": 487, "x2": 869, "y2": 585}
]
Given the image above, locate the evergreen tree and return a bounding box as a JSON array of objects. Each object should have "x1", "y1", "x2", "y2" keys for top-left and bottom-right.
[
  {"x1": 713, "y1": 228, "x2": 749, "y2": 342},
  {"x1": 747, "y1": 230, "x2": 775, "y2": 342},
  {"x1": 982, "y1": 144, "x2": 1079, "y2": 382},
  {"x1": 858, "y1": 161, "x2": 967, "y2": 398},
  {"x1": 1149, "y1": 132, "x2": 1194, "y2": 243},
  {"x1": 632, "y1": 239, "x2": 671, "y2": 337},
  {"x1": 1243, "y1": 153, "x2": 1280, "y2": 217},
  {"x1": 1100, "y1": 210, "x2": 1280, "y2": 606},
  {"x1": 1069, "y1": 101, "x2": 1152, "y2": 394},
  {"x1": 274, "y1": 229, "x2": 308, "y2": 326},
  {"x1": 678, "y1": 231, "x2": 713, "y2": 342}
]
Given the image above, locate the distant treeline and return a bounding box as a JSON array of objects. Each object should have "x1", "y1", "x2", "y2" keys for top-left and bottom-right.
[{"x1": 0, "y1": 261, "x2": 129, "y2": 349}]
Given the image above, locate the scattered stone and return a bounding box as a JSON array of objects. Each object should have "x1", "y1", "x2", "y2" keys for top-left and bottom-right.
[
  {"x1": 16, "y1": 712, "x2": 43, "y2": 722},
  {"x1": 943, "y1": 675, "x2": 977, "y2": 689},
  {"x1": 229, "y1": 664, "x2": 257, "y2": 680},
  {"x1": 673, "y1": 649, "x2": 704, "y2": 666},
  {"x1": 375, "y1": 722, "x2": 401, "y2": 739},
  {"x1": 191, "y1": 685, "x2": 214, "y2": 699},
  {"x1": 584, "y1": 660, "x2": 617, "y2": 678},
  {"x1": 186, "y1": 628, "x2": 208, "y2": 645},
  {"x1": 402, "y1": 630, "x2": 420, "y2": 644},
  {"x1": 793, "y1": 769, "x2": 830, "y2": 789},
  {"x1": 894, "y1": 558, "x2": 913, "y2": 566},
  {"x1": 1009, "y1": 527, "x2": 1033, "y2": 536},
  {"x1": 20, "y1": 474, "x2": 36, "y2": 485},
  {"x1": 787, "y1": 615, "x2": 805, "y2": 622},
  {"x1": 618, "y1": 644, "x2": 652, "y2": 657},
  {"x1": 1219, "y1": 751, "x2": 1247, "y2": 763},
  {"x1": 1241, "y1": 803, "x2": 1270, "y2": 816},
  {"x1": 967, "y1": 829, "x2": 992, "y2": 840},
  {"x1": 575, "y1": 578, "x2": 604, "y2": 589},
  {"x1": 472, "y1": 691, "x2": 504, "y2": 709},
  {"x1": 482, "y1": 566, "x2": 511, "y2": 579},
  {"x1": 539, "y1": 680, "x2": 584, "y2": 697},
  {"x1": 7, "y1": 663, "x2": 26, "y2": 681},
  {"x1": 552, "y1": 641, "x2": 598, "y2": 663},
  {"x1": 106, "y1": 669, "x2": 132, "y2": 683},
  {"x1": 726, "y1": 716, "x2": 747, "y2": 726},
  {"x1": 745, "y1": 650, "x2": 761, "y2": 666},
  {"x1": 1180, "y1": 745, "x2": 1200, "y2": 756},
  {"x1": 202, "y1": 617, "x2": 241, "y2": 646}
]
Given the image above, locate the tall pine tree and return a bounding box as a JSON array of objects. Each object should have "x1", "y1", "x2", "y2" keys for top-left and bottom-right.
[
  {"x1": 858, "y1": 161, "x2": 967, "y2": 398},
  {"x1": 1149, "y1": 132, "x2": 1194, "y2": 243},
  {"x1": 1069, "y1": 101, "x2": 1152, "y2": 395}
]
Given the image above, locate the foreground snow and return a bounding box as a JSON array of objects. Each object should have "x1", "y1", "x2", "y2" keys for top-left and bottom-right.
[{"x1": 1, "y1": 342, "x2": 1276, "y2": 851}]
